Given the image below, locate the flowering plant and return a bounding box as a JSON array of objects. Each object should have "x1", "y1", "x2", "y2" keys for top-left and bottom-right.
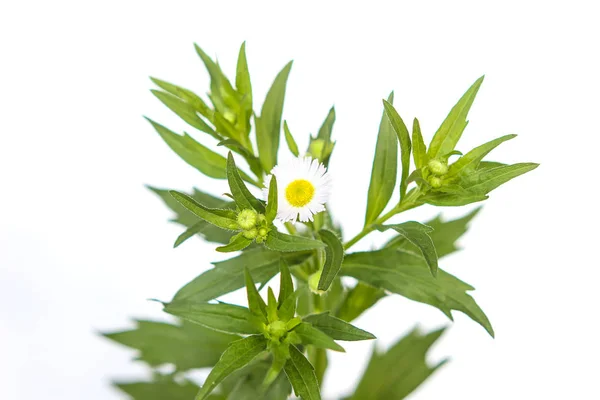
[{"x1": 103, "y1": 43, "x2": 537, "y2": 399}]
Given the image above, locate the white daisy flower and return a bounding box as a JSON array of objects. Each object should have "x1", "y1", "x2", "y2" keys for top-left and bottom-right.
[{"x1": 263, "y1": 156, "x2": 332, "y2": 223}]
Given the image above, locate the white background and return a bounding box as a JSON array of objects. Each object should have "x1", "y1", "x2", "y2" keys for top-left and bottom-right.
[{"x1": 1, "y1": 1, "x2": 599, "y2": 399}]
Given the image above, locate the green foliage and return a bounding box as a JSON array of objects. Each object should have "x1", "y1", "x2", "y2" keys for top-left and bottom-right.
[
  {"x1": 105, "y1": 42, "x2": 539, "y2": 400},
  {"x1": 349, "y1": 327, "x2": 447, "y2": 400}
]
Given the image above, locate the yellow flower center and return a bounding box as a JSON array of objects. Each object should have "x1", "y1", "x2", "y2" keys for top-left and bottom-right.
[{"x1": 285, "y1": 179, "x2": 315, "y2": 207}]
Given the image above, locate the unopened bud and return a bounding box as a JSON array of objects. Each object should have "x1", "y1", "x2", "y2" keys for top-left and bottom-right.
[
  {"x1": 237, "y1": 209, "x2": 258, "y2": 230},
  {"x1": 243, "y1": 228, "x2": 258, "y2": 239},
  {"x1": 428, "y1": 159, "x2": 448, "y2": 176},
  {"x1": 429, "y1": 176, "x2": 443, "y2": 188}
]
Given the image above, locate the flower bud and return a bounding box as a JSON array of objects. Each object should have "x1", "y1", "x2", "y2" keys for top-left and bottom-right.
[
  {"x1": 428, "y1": 159, "x2": 448, "y2": 176},
  {"x1": 243, "y1": 228, "x2": 258, "y2": 239},
  {"x1": 429, "y1": 176, "x2": 443, "y2": 188},
  {"x1": 258, "y1": 227, "x2": 268, "y2": 237},
  {"x1": 237, "y1": 209, "x2": 258, "y2": 230},
  {"x1": 268, "y1": 320, "x2": 288, "y2": 339}
]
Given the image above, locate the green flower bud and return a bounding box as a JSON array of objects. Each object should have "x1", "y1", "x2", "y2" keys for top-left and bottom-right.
[
  {"x1": 268, "y1": 320, "x2": 288, "y2": 339},
  {"x1": 257, "y1": 214, "x2": 267, "y2": 225},
  {"x1": 237, "y1": 209, "x2": 258, "y2": 230},
  {"x1": 243, "y1": 228, "x2": 258, "y2": 239},
  {"x1": 429, "y1": 176, "x2": 443, "y2": 188},
  {"x1": 258, "y1": 227, "x2": 268, "y2": 237},
  {"x1": 308, "y1": 270, "x2": 325, "y2": 295},
  {"x1": 428, "y1": 159, "x2": 448, "y2": 176}
]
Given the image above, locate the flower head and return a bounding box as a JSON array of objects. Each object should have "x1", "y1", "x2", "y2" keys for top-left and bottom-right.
[{"x1": 263, "y1": 156, "x2": 332, "y2": 223}]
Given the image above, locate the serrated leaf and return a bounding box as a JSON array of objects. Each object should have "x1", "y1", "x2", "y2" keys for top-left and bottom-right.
[
  {"x1": 265, "y1": 230, "x2": 326, "y2": 252},
  {"x1": 412, "y1": 118, "x2": 427, "y2": 169},
  {"x1": 317, "y1": 230, "x2": 344, "y2": 291},
  {"x1": 216, "y1": 233, "x2": 253, "y2": 253},
  {"x1": 195, "y1": 335, "x2": 268, "y2": 400},
  {"x1": 460, "y1": 162, "x2": 539, "y2": 195},
  {"x1": 383, "y1": 100, "x2": 412, "y2": 199},
  {"x1": 284, "y1": 345, "x2": 321, "y2": 400},
  {"x1": 164, "y1": 301, "x2": 258, "y2": 335},
  {"x1": 115, "y1": 377, "x2": 201, "y2": 400},
  {"x1": 336, "y1": 283, "x2": 386, "y2": 323},
  {"x1": 365, "y1": 92, "x2": 397, "y2": 226},
  {"x1": 278, "y1": 259, "x2": 294, "y2": 306},
  {"x1": 102, "y1": 320, "x2": 237, "y2": 371},
  {"x1": 428, "y1": 76, "x2": 484, "y2": 159},
  {"x1": 376, "y1": 221, "x2": 438, "y2": 277},
  {"x1": 151, "y1": 90, "x2": 218, "y2": 139},
  {"x1": 303, "y1": 312, "x2": 375, "y2": 341},
  {"x1": 245, "y1": 268, "x2": 268, "y2": 321},
  {"x1": 172, "y1": 247, "x2": 311, "y2": 303},
  {"x1": 169, "y1": 190, "x2": 239, "y2": 231},
  {"x1": 255, "y1": 61, "x2": 293, "y2": 172},
  {"x1": 447, "y1": 134, "x2": 517, "y2": 177},
  {"x1": 293, "y1": 322, "x2": 345, "y2": 352},
  {"x1": 266, "y1": 175, "x2": 278, "y2": 222},
  {"x1": 227, "y1": 152, "x2": 265, "y2": 212},
  {"x1": 350, "y1": 327, "x2": 447, "y2": 400},
  {"x1": 283, "y1": 121, "x2": 300, "y2": 157},
  {"x1": 341, "y1": 248, "x2": 494, "y2": 336}
]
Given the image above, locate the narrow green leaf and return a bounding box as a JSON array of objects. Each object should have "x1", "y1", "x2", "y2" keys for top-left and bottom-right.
[
  {"x1": 341, "y1": 248, "x2": 494, "y2": 336},
  {"x1": 303, "y1": 312, "x2": 375, "y2": 341},
  {"x1": 195, "y1": 335, "x2": 268, "y2": 400},
  {"x1": 265, "y1": 230, "x2": 326, "y2": 252},
  {"x1": 460, "y1": 162, "x2": 539, "y2": 195},
  {"x1": 266, "y1": 175, "x2": 278, "y2": 222},
  {"x1": 278, "y1": 259, "x2": 294, "y2": 306},
  {"x1": 194, "y1": 44, "x2": 236, "y2": 113},
  {"x1": 164, "y1": 301, "x2": 258, "y2": 334},
  {"x1": 255, "y1": 61, "x2": 293, "y2": 172},
  {"x1": 336, "y1": 283, "x2": 386, "y2": 323},
  {"x1": 227, "y1": 152, "x2": 265, "y2": 212},
  {"x1": 447, "y1": 134, "x2": 517, "y2": 177},
  {"x1": 235, "y1": 42, "x2": 253, "y2": 115},
  {"x1": 412, "y1": 118, "x2": 427, "y2": 169},
  {"x1": 278, "y1": 290, "x2": 299, "y2": 322},
  {"x1": 102, "y1": 320, "x2": 237, "y2": 371},
  {"x1": 317, "y1": 230, "x2": 345, "y2": 291},
  {"x1": 376, "y1": 221, "x2": 438, "y2": 277},
  {"x1": 169, "y1": 191, "x2": 239, "y2": 231},
  {"x1": 146, "y1": 118, "x2": 227, "y2": 179},
  {"x1": 382, "y1": 100, "x2": 412, "y2": 199},
  {"x1": 317, "y1": 106, "x2": 336, "y2": 141},
  {"x1": 365, "y1": 92, "x2": 397, "y2": 226},
  {"x1": 283, "y1": 121, "x2": 300, "y2": 156},
  {"x1": 174, "y1": 221, "x2": 205, "y2": 248},
  {"x1": 293, "y1": 322, "x2": 345, "y2": 352},
  {"x1": 150, "y1": 77, "x2": 214, "y2": 122},
  {"x1": 216, "y1": 233, "x2": 253, "y2": 253},
  {"x1": 115, "y1": 377, "x2": 201, "y2": 400},
  {"x1": 350, "y1": 327, "x2": 447, "y2": 400},
  {"x1": 245, "y1": 268, "x2": 268, "y2": 321},
  {"x1": 420, "y1": 192, "x2": 489, "y2": 207},
  {"x1": 172, "y1": 248, "x2": 311, "y2": 304},
  {"x1": 151, "y1": 90, "x2": 218, "y2": 139},
  {"x1": 284, "y1": 345, "x2": 322, "y2": 400},
  {"x1": 428, "y1": 76, "x2": 485, "y2": 159},
  {"x1": 478, "y1": 161, "x2": 506, "y2": 170}
]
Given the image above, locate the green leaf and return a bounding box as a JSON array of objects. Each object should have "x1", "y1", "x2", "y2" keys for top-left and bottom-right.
[
  {"x1": 341, "y1": 248, "x2": 494, "y2": 336},
  {"x1": 164, "y1": 301, "x2": 258, "y2": 335},
  {"x1": 303, "y1": 312, "x2": 375, "y2": 341},
  {"x1": 102, "y1": 320, "x2": 237, "y2": 371},
  {"x1": 266, "y1": 175, "x2": 278, "y2": 222},
  {"x1": 411, "y1": 118, "x2": 427, "y2": 169},
  {"x1": 283, "y1": 121, "x2": 300, "y2": 157},
  {"x1": 194, "y1": 44, "x2": 236, "y2": 114},
  {"x1": 350, "y1": 327, "x2": 447, "y2": 400},
  {"x1": 317, "y1": 106, "x2": 335, "y2": 141},
  {"x1": 150, "y1": 77, "x2": 215, "y2": 122},
  {"x1": 293, "y1": 322, "x2": 345, "y2": 352},
  {"x1": 235, "y1": 42, "x2": 253, "y2": 118},
  {"x1": 220, "y1": 361, "x2": 291, "y2": 400},
  {"x1": 151, "y1": 90, "x2": 218, "y2": 139},
  {"x1": 255, "y1": 61, "x2": 293, "y2": 172},
  {"x1": 376, "y1": 221, "x2": 438, "y2": 277},
  {"x1": 317, "y1": 230, "x2": 344, "y2": 291},
  {"x1": 312, "y1": 107, "x2": 336, "y2": 165},
  {"x1": 336, "y1": 283, "x2": 386, "y2": 323},
  {"x1": 460, "y1": 162, "x2": 539, "y2": 195},
  {"x1": 245, "y1": 268, "x2": 268, "y2": 321},
  {"x1": 365, "y1": 92, "x2": 397, "y2": 226},
  {"x1": 420, "y1": 192, "x2": 489, "y2": 207},
  {"x1": 216, "y1": 233, "x2": 253, "y2": 253},
  {"x1": 146, "y1": 118, "x2": 228, "y2": 179},
  {"x1": 278, "y1": 259, "x2": 294, "y2": 306},
  {"x1": 382, "y1": 100, "x2": 412, "y2": 199},
  {"x1": 169, "y1": 190, "x2": 239, "y2": 231},
  {"x1": 115, "y1": 377, "x2": 201, "y2": 400},
  {"x1": 172, "y1": 247, "x2": 311, "y2": 303},
  {"x1": 447, "y1": 134, "x2": 517, "y2": 177},
  {"x1": 284, "y1": 345, "x2": 322, "y2": 400},
  {"x1": 195, "y1": 335, "x2": 268, "y2": 400},
  {"x1": 265, "y1": 230, "x2": 326, "y2": 252},
  {"x1": 428, "y1": 76, "x2": 484, "y2": 159},
  {"x1": 227, "y1": 152, "x2": 265, "y2": 212}
]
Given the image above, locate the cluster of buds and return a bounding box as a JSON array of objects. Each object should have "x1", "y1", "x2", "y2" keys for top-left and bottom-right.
[
  {"x1": 425, "y1": 158, "x2": 449, "y2": 188},
  {"x1": 236, "y1": 209, "x2": 271, "y2": 243}
]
